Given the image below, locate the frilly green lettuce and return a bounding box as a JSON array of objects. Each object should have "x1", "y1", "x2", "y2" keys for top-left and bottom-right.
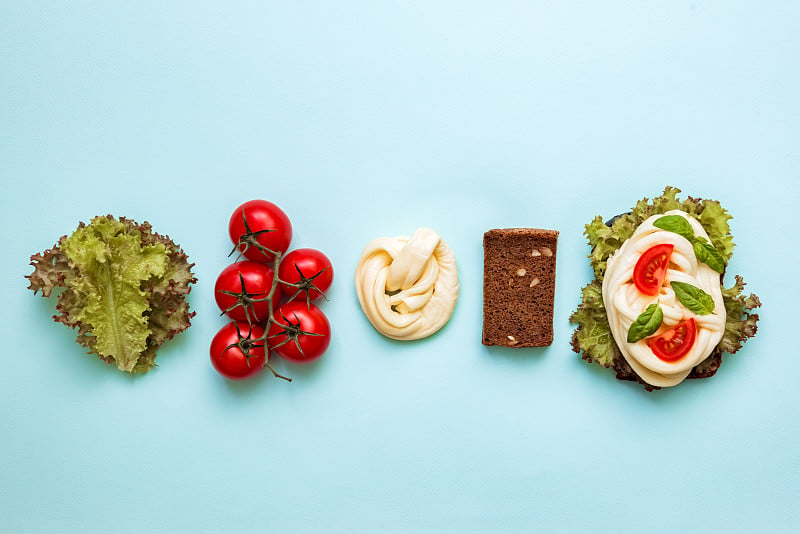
[
  {"x1": 27, "y1": 215, "x2": 196, "y2": 373},
  {"x1": 570, "y1": 187, "x2": 760, "y2": 389}
]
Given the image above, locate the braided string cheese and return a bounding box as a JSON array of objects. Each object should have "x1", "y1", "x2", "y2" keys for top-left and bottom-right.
[
  {"x1": 355, "y1": 228, "x2": 459, "y2": 340},
  {"x1": 602, "y1": 210, "x2": 725, "y2": 387}
]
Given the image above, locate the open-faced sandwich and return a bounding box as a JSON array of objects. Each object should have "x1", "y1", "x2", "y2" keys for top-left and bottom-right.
[{"x1": 570, "y1": 187, "x2": 761, "y2": 390}]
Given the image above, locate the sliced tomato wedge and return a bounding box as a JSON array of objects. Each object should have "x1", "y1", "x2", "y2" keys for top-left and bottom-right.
[
  {"x1": 633, "y1": 243, "x2": 674, "y2": 296},
  {"x1": 648, "y1": 318, "x2": 696, "y2": 362}
]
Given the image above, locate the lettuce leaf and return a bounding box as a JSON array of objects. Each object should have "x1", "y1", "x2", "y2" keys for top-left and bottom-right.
[
  {"x1": 569, "y1": 187, "x2": 761, "y2": 389},
  {"x1": 719, "y1": 275, "x2": 761, "y2": 355},
  {"x1": 569, "y1": 280, "x2": 619, "y2": 368},
  {"x1": 27, "y1": 215, "x2": 196, "y2": 373}
]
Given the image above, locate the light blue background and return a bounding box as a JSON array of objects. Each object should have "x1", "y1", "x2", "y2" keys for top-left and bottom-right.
[{"x1": 2, "y1": 2, "x2": 797, "y2": 533}]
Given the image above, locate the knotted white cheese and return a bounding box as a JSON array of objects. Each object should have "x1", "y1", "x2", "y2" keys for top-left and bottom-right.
[{"x1": 355, "y1": 228, "x2": 459, "y2": 340}]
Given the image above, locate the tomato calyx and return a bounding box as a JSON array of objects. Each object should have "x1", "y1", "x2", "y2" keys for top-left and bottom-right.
[
  {"x1": 229, "y1": 211, "x2": 279, "y2": 260},
  {"x1": 217, "y1": 271, "x2": 272, "y2": 323},
  {"x1": 223, "y1": 322, "x2": 265, "y2": 364},
  {"x1": 282, "y1": 262, "x2": 331, "y2": 306},
  {"x1": 226, "y1": 323, "x2": 293, "y2": 382},
  {"x1": 268, "y1": 310, "x2": 325, "y2": 358}
]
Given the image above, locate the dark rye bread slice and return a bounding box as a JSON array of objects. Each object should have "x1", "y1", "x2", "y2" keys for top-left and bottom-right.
[{"x1": 482, "y1": 228, "x2": 558, "y2": 347}]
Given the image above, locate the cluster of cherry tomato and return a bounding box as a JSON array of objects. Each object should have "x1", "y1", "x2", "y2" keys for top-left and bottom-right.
[{"x1": 209, "y1": 200, "x2": 334, "y2": 381}]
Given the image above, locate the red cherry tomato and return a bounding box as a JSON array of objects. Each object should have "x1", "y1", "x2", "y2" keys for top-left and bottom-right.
[
  {"x1": 228, "y1": 200, "x2": 292, "y2": 263},
  {"x1": 210, "y1": 322, "x2": 266, "y2": 380},
  {"x1": 214, "y1": 260, "x2": 280, "y2": 323},
  {"x1": 268, "y1": 301, "x2": 331, "y2": 364},
  {"x1": 278, "y1": 248, "x2": 334, "y2": 303},
  {"x1": 649, "y1": 318, "x2": 696, "y2": 362},
  {"x1": 633, "y1": 244, "x2": 674, "y2": 296}
]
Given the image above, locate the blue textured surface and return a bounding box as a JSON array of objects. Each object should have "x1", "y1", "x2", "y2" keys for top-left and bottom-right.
[{"x1": 1, "y1": 2, "x2": 798, "y2": 532}]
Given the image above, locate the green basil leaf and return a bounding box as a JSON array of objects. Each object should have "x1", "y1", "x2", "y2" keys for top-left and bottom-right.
[
  {"x1": 627, "y1": 302, "x2": 664, "y2": 343},
  {"x1": 671, "y1": 281, "x2": 716, "y2": 315},
  {"x1": 693, "y1": 239, "x2": 710, "y2": 264},
  {"x1": 653, "y1": 215, "x2": 695, "y2": 241},
  {"x1": 693, "y1": 240, "x2": 725, "y2": 273}
]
